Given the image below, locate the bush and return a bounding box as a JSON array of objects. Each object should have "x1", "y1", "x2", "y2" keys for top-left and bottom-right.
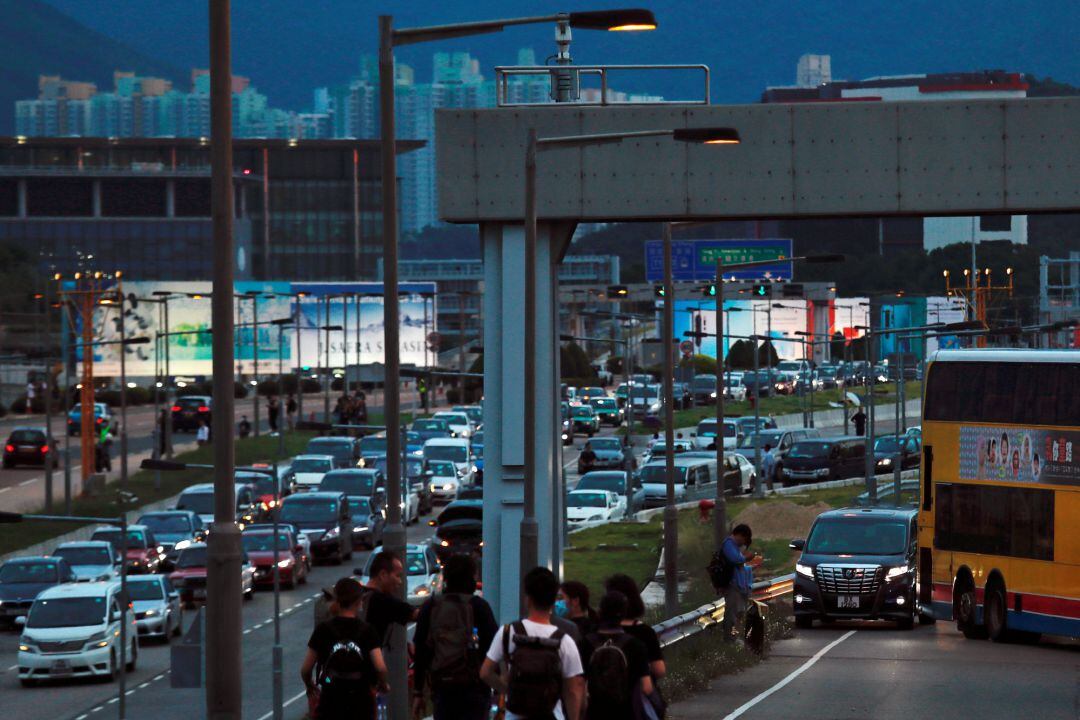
[
  {"x1": 301, "y1": 378, "x2": 321, "y2": 394},
  {"x1": 127, "y1": 386, "x2": 151, "y2": 405},
  {"x1": 257, "y1": 380, "x2": 281, "y2": 397},
  {"x1": 331, "y1": 377, "x2": 344, "y2": 391}
]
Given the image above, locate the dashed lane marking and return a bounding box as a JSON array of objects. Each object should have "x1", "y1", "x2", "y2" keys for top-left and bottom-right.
[
  {"x1": 18, "y1": 477, "x2": 39, "y2": 486},
  {"x1": 255, "y1": 689, "x2": 308, "y2": 720}
]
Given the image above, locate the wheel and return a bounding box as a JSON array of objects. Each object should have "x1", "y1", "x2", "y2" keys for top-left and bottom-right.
[
  {"x1": 795, "y1": 615, "x2": 814, "y2": 629},
  {"x1": 985, "y1": 586, "x2": 1009, "y2": 643},
  {"x1": 918, "y1": 610, "x2": 937, "y2": 625},
  {"x1": 956, "y1": 585, "x2": 987, "y2": 639},
  {"x1": 2, "y1": 460, "x2": 12, "y2": 469},
  {"x1": 106, "y1": 650, "x2": 118, "y2": 682},
  {"x1": 126, "y1": 641, "x2": 137, "y2": 671}
]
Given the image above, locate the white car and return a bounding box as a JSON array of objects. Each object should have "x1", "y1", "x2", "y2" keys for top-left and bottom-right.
[
  {"x1": 127, "y1": 575, "x2": 182, "y2": 641},
  {"x1": 566, "y1": 490, "x2": 624, "y2": 527},
  {"x1": 433, "y1": 411, "x2": 475, "y2": 439},
  {"x1": 426, "y1": 458, "x2": 464, "y2": 503},
  {"x1": 359, "y1": 544, "x2": 443, "y2": 605},
  {"x1": 643, "y1": 438, "x2": 694, "y2": 464},
  {"x1": 729, "y1": 452, "x2": 757, "y2": 493},
  {"x1": 423, "y1": 437, "x2": 475, "y2": 484},
  {"x1": 400, "y1": 486, "x2": 421, "y2": 525},
  {"x1": 725, "y1": 383, "x2": 748, "y2": 401},
  {"x1": 17, "y1": 581, "x2": 139, "y2": 686},
  {"x1": 51, "y1": 541, "x2": 118, "y2": 583},
  {"x1": 288, "y1": 454, "x2": 337, "y2": 491},
  {"x1": 692, "y1": 418, "x2": 740, "y2": 451}
]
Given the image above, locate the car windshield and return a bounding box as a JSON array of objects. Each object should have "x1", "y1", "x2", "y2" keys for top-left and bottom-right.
[
  {"x1": 292, "y1": 458, "x2": 333, "y2": 473},
  {"x1": 577, "y1": 473, "x2": 623, "y2": 493},
  {"x1": 138, "y1": 514, "x2": 192, "y2": 534},
  {"x1": 590, "y1": 398, "x2": 617, "y2": 410},
  {"x1": 697, "y1": 421, "x2": 736, "y2": 438},
  {"x1": 281, "y1": 500, "x2": 338, "y2": 523},
  {"x1": 630, "y1": 386, "x2": 660, "y2": 400},
  {"x1": 176, "y1": 546, "x2": 208, "y2": 569},
  {"x1": 691, "y1": 376, "x2": 717, "y2": 391},
  {"x1": 587, "y1": 438, "x2": 622, "y2": 452},
  {"x1": 241, "y1": 533, "x2": 293, "y2": 552},
  {"x1": 127, "y1": 581, "x2": 164, "y2": 601},
  {"x1": 569, "y1": 492, "x2": 608, "y2": 508},
  {"x1": 321, "y1": 471, "x2": 376, "y2": 496},
  {"x1": 427, "y1": 459, "x2": 457, "y2": 476},
  {"x1": 806, "y1": 518, "x2": 909, "y2": 555},
  {"x1": 738, "y1": 431, "x2": 784, "y2": 449},
  {"x1": 91, "y1": 529, "x2": 147, "y2": 549},
  {"x1": 437, "y1": 413, "x2": 470, "y2": 426},
  {"x1": 424, "y1": 445, "x2": 467, "y2": 463},
  {"x1": 455, "y1": 407, "x2": 483, "y2": 422},
  {"x1": 53, "y1": 547, "x2": 112, "y2": 566},
  {"x1": 305, "y1": 441, "x2": 351, "y2": 460},
  {"x1": 412, "y1": 419, "x2": 449, "y2": 432},
  {"x1": 819, "y1": 367, "x2": 838, "y2": 377},
  {"x1": 571, "y1": 406, "x2": 594, "y2": 418},
  {"x1": 9, "y1": 430, "x2": 45, "y2": 443},
  {"x1": 347, "y1": 498, "x2": 372, "y2": 516},
  {"x1": 245, "y1": 476, "x2": 278, "y2": 496},
  {"x1": 789, "y1": 442, "x2": 833, "y2": 458},
  {"x1": 776, "y1": 362, "x2": 801, "y2": 372},
  {"x1": 874, "y1": 438, "x2": 904, "y2": 454},
  {"x1": 360, "y1": 437, "x2": 387, "y2": 454},
  {"x1": 176, "y1": 492, "x2": 214, "y2": 515},
  {"x1": 27, "y1": 597, "x2": 108, "y2": 628},
  {"x1": 640, "y1": 465, "x2": 688, "y2": 484},
  {"x1": 0, "y1": 562, "x2": 58, "y2": 583}
]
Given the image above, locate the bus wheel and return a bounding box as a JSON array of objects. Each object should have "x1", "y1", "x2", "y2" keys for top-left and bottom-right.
[
  {"x1": 956, "y1": 584, "x2": 987, "y2": 640},
  {"x1": 985, "y1": 586, "x2": 1009, "y2": 643}
]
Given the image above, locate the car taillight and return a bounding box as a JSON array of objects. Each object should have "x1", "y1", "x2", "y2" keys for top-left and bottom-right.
[
  {"x1": 198, "y1": 406, "x2": 210, "y2": 413},
  {"x1": 4, "y1": 444, "x2": 13, "y2": 453},
  {"x1": 40, "y1": 445, "x2": 49, "y2": 454},
  {"x1": 95, "y1": 417, "x2": 103, "y2": 424},
  {"x1": 171, "y1": 406, "x2": 181, "y2": 412}
]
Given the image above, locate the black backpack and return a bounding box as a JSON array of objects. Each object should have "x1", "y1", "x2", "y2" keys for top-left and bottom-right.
[
  {"x1": 585, "y1": 630, "x2": 632, "y2": 708},
  {"x1": 426, "y1": 594, "x2": 481, "y2": 689},
  {"x1": 315, "y1": 621, "x2": 370, "y2": 688},
  {"x1": 707, "y1": 550, "x2": 734, "y2": 590},
  {"x1": 503, "y1": 621, "x2": 565, "y2": 718}
]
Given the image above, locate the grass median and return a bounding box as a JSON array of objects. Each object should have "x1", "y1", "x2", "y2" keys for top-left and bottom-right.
[{"x1": 0, "y1": 432, "x2": 315, "y2": 558}]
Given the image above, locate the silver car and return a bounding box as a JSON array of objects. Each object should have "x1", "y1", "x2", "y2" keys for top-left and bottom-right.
[{"x1": 127, "y1": 575, "x2": 182, "y2": 641}]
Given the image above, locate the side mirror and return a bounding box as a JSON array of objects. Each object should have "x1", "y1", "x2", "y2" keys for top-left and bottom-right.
[
  {"x1": 789, "y1": 538, "x2": 805, "y2": 551},
  {"x1": 168, "y1": 591, "x2": 180, "y2": 601}
]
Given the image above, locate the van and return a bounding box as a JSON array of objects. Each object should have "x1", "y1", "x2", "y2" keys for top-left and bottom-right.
[
  {"x1": 16, "y1": 581, "x2": 139, "y2": 685},
  {"x1": 692, "y1": 418, "x2": 740, "y2": 450},
  {"x1": 639, "y1": 456, "x2": 717, "y2": 508},
  {"x1": 175, "y1": 482, "x2": 255, "y2": 525},
  {"x1": 737, "y1": 428, "x2": 820, "y2": 484},
  {"x1": 781, "y1": 437, "x2": 866, "y2": 484}
]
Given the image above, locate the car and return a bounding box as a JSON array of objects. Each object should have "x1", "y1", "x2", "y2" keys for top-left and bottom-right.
[
  {"x1": 569, "y1": 404, "x2": 600, "y2": 436},
  {"x1": 0, "y1": 557, "x2": 77, "y2": 628},
  {"x1": 433, "y1": 411, "x2": 475, "y2": 438},
  {"x1": 287, "y1": 454, "x2": 338, "y2": 492},
  {"x1": 345, "y1": 495, "x2": 385, "y2": 549},
  {"x1": 782, "y1": 437, "x2": 867, "y2": 484},
  {"x1": 692, "y1": 418, "x2": 740, "y2": 451},
  {"x1": 815, "y1": 366, "x2": 841, "y2": 389},
  {"x1": 873, "y1": 435, "x2": 921, "y2": 474},
  {"x1": 561, "y1": 417, "x2": 573, "y2": 445},
  {"x1": 358, "y1": 434, "x2": 389, "y2": 460},
  {"x1": 126, "y1": 575, "x2": 182, "y2": 642},
  {"x1": 303, "y1": 436, "x2": 362, "y2": 468},
  {"x1": 627, "y1": 384, "x2": 663, "y2": 419},
  {"x1": 456, "y1": 487, "x2": 482, "y2": 501},
  {"x1": 236, "y1": 469, "x2": 292, "y2": 520},
  {"x1": 737, "y1": 428, "x2": 820, "y2": 484},
  {"x1": 639, "y1": 456, "x2": 717, "y2": 507},
  {"x1": 17, "y1": 581, "x2": 139, "y2": 686},
  {"x1": 735, "y1": 416, "x2": 777, "y2": 436},
  {"x1": 422, "y1": 438, "x2": 475, "y2": 484},
  {"x1": 904, "y1": 426, "x2": 921, "y2": 440},
  {"x1": 404, "y1": 431, "x2": 425, "y2": 457},
  {"x1": 451, "y1": 405, "x2": 484, "y2": 426},
  {"x1": 319, "y1": 467, "x2": 385, "y2": 502},
  {"x1": 587, "y1": 396, "x2": 622, "y2": 426},
  {"x1": 574, "y1": 471, "x2": 645, "y2": 515},
  {"x1": 576, "y1": 436, "x2": 627, "y2": 475},
  {"x1": 691, "y1": 375, "x2": 719, "y2": 406},
  {"x1": 170, "y1": 395, "x2": 212, "y2": 432},
  {"x1": 432, "y1": 499, "x2": 483, "y2": 561},
  {"x1": 3, "y1": 427, "x2": 58, "y2": 469},
  {"x1": 566, "y1": 490, "x2": 624, "y2": 527},
  {"x1": 169, "y1": 543, "x2": 255, "y2": 607},
  {"x1": 243, "y1": 523, "x2": 312, "y2": 569},
  {"x1": 135, "y1": 510, "x2": 207, "y2": 566},
  {"x1": 671, "y1": 382, "x2": 693, "y2": 410},
  {"x1": 66, "y1": 402, "x2": 116, "y2": 437},
  {"x1": 643, "y1": 438, "x2": 694, "y2": 464},
  {"x1": 279, "y1": 491, "x2": 353, "y2": 564},
  {"x1": 357, "y1": 544, "x2": 443, "y2": 605},
  {"x1": 577, "y1": 387, "x2": 607, "y2": 403},
  {"x1": 410, "y1": 418, "x2": 454, "y2": 442},
  {"x1": 88, "y1": 525, "x2": 165, "y2": 575},
  {"x1": 51, "y1": 541, "x2": 118, "y2": 583},
  {"x1": 741, "y1": 371, "x2": 785, "y2": 398},
  {"x1": 241, "y1": 528, "x2": 308, "y2": 589},
  {"x1": 175, "y1": 482, "x2": 257, "y2": 526},
  {"x1": 359, "y1": 454, "x2": 432, "y2": 514},
  {"x1": 425, "y1": 458, "x2": 466, "y2": 503},
  {"x1": 790, "y1": 506, "x2": 923, "y2": 629}
]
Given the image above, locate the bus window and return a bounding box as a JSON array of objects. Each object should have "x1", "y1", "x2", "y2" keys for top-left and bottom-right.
[
  {"x1": 935, "y1": 483, "x2": 1054, "y2": 561},
  {"x1": 1058, "y1": 363, "x2": 1080, "y2": 424},
  {"x1": 924, "y1": 363, "x2": 958, "y2": 420},
  {"x1": 982, "y1": 363, "x2": 1017, "y2": 423},
  {"x1": 955, "y1": 363, "x2": 985, "y2": 421}
]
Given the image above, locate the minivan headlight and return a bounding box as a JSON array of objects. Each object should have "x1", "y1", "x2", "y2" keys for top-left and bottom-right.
[
  {"x1": 885, "y1": 565, "x2": 912, "y2": 581},
  {"x1": 795, "y1": 562, "x2": 814, "y2": 578}
]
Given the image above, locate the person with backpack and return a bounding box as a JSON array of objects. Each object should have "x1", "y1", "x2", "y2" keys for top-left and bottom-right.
[
  {"x1": 581, "y1": 591, "x2": 653, "y2": 720},
  {"x1": 710, "y1": 524, "x2": 760, "y2": 643},
  {"x1": 301, "y1": 577, "x2": 389, "y2": 720},
  {"x1": 480, "y1": 566, "x2": 585, "y2": 720},
  {"x1": 603, "y1": 574, "x2": 665, "y2": 682},
  {"x1": 412, "y1": 554, "x2": 497, "y2": 720}
]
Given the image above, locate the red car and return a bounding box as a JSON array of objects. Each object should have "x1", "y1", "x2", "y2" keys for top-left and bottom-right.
[
  {"x1": 168, "y1": 543, "x2": 255, "y2": 607},
  {"x1": 89, "y1": 525, "x2": 165, "y2": 574},
  {"x1": 241, "y1": 529, "x2": 309, "y2": 589}
]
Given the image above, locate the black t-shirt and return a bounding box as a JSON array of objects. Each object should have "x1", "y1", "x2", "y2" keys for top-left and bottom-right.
[
  {"x1": 364, "y1": 589, "x2": 415, "y2": 643},
  {"x1": 582, "y1": 629, "x2": 650, "y2": 720},
  {"x1": 307, "y1": 617, "x2": 380, "y2": 719},
  {"x1": 623, "y1": 621, "x2": 663, "y2": 664},
  {"x1": 413, "y1": 593, "x2": 498, "y2": 693}
]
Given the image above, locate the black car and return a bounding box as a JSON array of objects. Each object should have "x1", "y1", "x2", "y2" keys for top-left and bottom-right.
[
  {"x1": 691, "y1": 375, "x2": 718, "y2": 406},
  {"x1": 172, "y1": 395, "x2": 212, "y2": 432},
  {"x1": 790, "y1": 506, "x2": 924, "y2": 629},
  {"x1": 356, "y1": 455, "x2": 432, "y2": 513},
  {"x1": 0, "y1": 557, "x2": 77, "y2": 627},
  {"x1": 319, "y1": 468, "x2": 386, "y2": 507},
  {"x1": 432, "y1": 499, "x2": 483, "y2": 561},
  {"x1": 279, "y1": 491, "x2": 353, "y2": 564},
  {"x1": 345, "y1": 495, "x2": 385, "y2": 549},
  {"x1": 3, "y1": 427, "x2": 58, "y2": 469},
  {"x1": 136, "y1": 509, "x2": 207, "y2": 566},
  {"x1": 781, "y1": 437, "x2": 867, "y2": 485},
  {"x1": 873, "y1": 435, "x2": 921, "y2": 475}
]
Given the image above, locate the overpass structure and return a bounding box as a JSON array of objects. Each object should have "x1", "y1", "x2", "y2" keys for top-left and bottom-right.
[{"x1": 436, "y1": 97, "x2": 1080, "y2": 621}]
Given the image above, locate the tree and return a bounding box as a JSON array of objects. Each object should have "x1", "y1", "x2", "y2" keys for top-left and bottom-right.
[
  {"x1": 727, "y1": 339, "x2": 755, "y2": 369},
  {"x1": 829, "y1": 332, "x2": 847, "y2": 362},
  {"x1": 757, "y1": 341, "x2": 779, "y2": 368}
]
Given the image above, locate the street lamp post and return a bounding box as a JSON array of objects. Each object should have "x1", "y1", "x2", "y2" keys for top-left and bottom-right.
[{"x1": 660, "y1": 221, "x2": 679, "y2": 617}]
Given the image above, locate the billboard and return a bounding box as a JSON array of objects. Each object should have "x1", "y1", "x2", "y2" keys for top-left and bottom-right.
[
  {"x1": 79, "y1": 281, "x2": 436, "y2": 378},
  {"x1": 673, "y1": 299, "x2": 808, "y2": 362},
  {"x1": 645, "y1": 239, "x2": 794, "y2": 283}
]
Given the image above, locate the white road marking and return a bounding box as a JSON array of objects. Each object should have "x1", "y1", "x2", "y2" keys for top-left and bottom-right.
[
  {"x1": 106, "y1": 698, "x2": 118, "y2": 705},
  {"x1": 721, "y1": 630, "x2": 856, "y2": 720},
  {"x1": 7, "y1": 663, "x2": 16, "y2": 671},
  {"x1": 90, "y1": 708, "x2": 103, "y2": 714},
  {"x1": 0, "y1": 487, "x2": 10, "y2": 493},
  {"x1": 256, "y1": 689, "x2": 308, "y2": 720},
  {"x1": 18, "y1": 477, "x2": 39, "y2": 486}
]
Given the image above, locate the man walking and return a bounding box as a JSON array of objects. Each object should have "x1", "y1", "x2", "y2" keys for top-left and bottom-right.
[
  {"x1": 286, "y1": 394, "x2": 297, "y2": 431},
  {"x1": 713, "y1": 524, "x2": 761, "y2": 643},
  {"x1": 851, "y1": 407, "x2": 867, "y2": 437},
  {"x1": 268, "y1": 395, "x2": 280, "y2": 435},
  {"x1": 480, "y1": 567, "x2": 585, "y2": 720}
]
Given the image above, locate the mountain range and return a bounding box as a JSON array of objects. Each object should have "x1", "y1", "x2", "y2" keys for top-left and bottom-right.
[{"x1": 2, "y1": 0, "x2": 1076, "y2": 134}]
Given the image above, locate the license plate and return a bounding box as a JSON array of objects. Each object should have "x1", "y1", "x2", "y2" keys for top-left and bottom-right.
[
  {"x1": 51, "y1": 660, "x2": 72, "y2": 675},
  {"x1": 837, "y1": 595, "x2": 860, "y2": 609},
  {"x1": 18, "y1": 446, "x2": 35, "y2": 451}
]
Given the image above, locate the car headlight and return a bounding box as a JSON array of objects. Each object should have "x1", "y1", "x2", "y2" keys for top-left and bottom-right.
[
  {"x1": 816, "y1": 468, "x2": 829, "y2": 476},
  {"x1": 354, "y1": 525, "x2": 369, "y2": 533},
  {"x1": 470, "y1": 465, "x2": 478, "y2": 474},
  {"x1": 885, "y1": 565, "x2": 911, "y2": 581},
  {"x1": 413, "y1": 585, "x2": 430, "y2": 597},
  {"x1": 324, "y1": 526, "x2": 340, "y2": 539},
  {"x1": 710, "y1": 392, "x2": 717, "y2": 398},
  {"x1": 795, "y1": 562, "x2": 814, "y2": 578},
  {"x1": 19, "y1": 636, "x2": 37, "y2": 653},
  {"x1": 277, "y1": 558, "x2": 293, "y2": 568},
  {"x1": 174, "y1": 540, "x2": 192, "y2": 551},
  {"x1": 142, "y1": 609, "x2": 158, "y2": 617},
  {"x1": 880, "y1": 458, "x2": 893, "y2": 467}
]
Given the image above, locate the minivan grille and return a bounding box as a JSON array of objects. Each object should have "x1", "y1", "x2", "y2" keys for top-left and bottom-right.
[
  {"x1": 815, "y1": 565, "x2": 881, "y2": 595},
  {"x1": 39, "y1": 640, "x2": 85, "y2": 653}
]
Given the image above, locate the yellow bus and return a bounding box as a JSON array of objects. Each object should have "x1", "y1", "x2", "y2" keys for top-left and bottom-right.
[{"x1": 918, "y1": 349, "x2": 1080, "y2": 641}]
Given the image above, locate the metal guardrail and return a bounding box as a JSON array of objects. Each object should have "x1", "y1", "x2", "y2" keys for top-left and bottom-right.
[
  {"x1": 495, "y1": 64, "x2": 710, "y2": 106},
  {"x1": 653, "y1": 573, "x2": 795, "y2": 648}
]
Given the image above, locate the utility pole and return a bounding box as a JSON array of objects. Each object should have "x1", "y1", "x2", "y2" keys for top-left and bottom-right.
[
  {"x1": 661, "y1": 222, "x2": 679, "y2": 617},
  {"x1": 253, "y1": 295, "x2": 260, "y2": 437},
  {"x1": 713, "y1": 257, "x2": 726, "y2": 549}
]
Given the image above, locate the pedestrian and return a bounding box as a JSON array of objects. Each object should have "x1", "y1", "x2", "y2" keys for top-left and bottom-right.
[
  {"x1": 604, "y1": 574, "x2": 666, "y2": 682},
  {"x1": 196, "y1": 418, "x2": 210, "y2": 446},
  {"x1": 581, "y1": 591, "x2": 654, "y2": 720},
  {"x1": 301, "y1": 577, "x2": 389, "y2": 720},
  {"x1": 362, "y1": 551, "x2": 419, "y2": 645},
  {"x1": 412, "y1": 554, "x2": 497, "y2": 720},
  {"x1": 711, "y1": 523, "x2": 761, "y2": 643},
  {"x1": 238, "y1": 415, "x2": 251, "y2": 439},
  {"x1": 25, "y1": 380, "x2": 35, "y2": 414},
  {"x1": 557, "y1": 581, "x2": 598, "y2": 641},
  {"x1": 851, "y1": 407, "x2": 867, "y2": 436},
  {"x1": 761, "y1": 444, "x2": 777, "y2": 491},
  {"x1": 418, "y1": 377, "x2": 428, "y2": 411},
  {"x1": 158, "y1": 409, "x2": 169, "y2": 456},
  {"x1": 481, "y1": 566, "x2": 585, "y2": 720},
  {"x1": 578, "y1": 441, "x2": 596, "y2": 474},
  {"x1": 268, "y1": 395, "x2": 280, "y2": 435},
  {"x1": 286, "y1": 394, "x2": 298, "y2": 432}
]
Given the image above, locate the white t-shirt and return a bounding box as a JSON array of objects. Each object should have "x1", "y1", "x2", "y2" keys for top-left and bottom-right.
[{"x1": 486, "y1": 618, "x2": 584, "y2": 720}]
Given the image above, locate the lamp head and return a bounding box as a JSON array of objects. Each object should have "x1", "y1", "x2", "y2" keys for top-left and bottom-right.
[
  {"x1": 672, "y1": 127, "x2": 741, "y2": 145},
  {"x1": 568, "y1": 8, "x2": 657, "y2": 31}
]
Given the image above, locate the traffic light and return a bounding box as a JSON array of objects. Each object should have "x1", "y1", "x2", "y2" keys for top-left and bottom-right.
[
  {"x1": 654, "y1": 285, "x2": 666, "y2": 298},
  {"x1": 752, "y1": 283, "x2": 772, "y2": 298},
  {"x1": 607, "y1": 284, "x2": 629, "y2": 298},
  {"x1": 701, "y1": 283, "x2": 717, "y2": 297}
]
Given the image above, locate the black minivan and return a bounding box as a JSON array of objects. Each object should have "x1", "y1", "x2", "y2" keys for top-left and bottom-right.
[
  {"x1": 790, "y1": 506, "x2": 927, "y2": 629},
  {"x1": 279, "y1": 491, "x2": 352, "y2": 564},
  {"x1": 781, "y1": 437, "x2": 866, "y2": 484}
]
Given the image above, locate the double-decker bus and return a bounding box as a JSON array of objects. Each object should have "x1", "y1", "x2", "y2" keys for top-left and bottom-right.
[{"x1": 917, "y1": 349, "x2": 1080, "y2": 641}]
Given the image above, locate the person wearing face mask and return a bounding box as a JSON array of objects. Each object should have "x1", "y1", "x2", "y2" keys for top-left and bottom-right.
[{"x1": 557, "y1": 581, "x2": 598, "y2": 639}]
